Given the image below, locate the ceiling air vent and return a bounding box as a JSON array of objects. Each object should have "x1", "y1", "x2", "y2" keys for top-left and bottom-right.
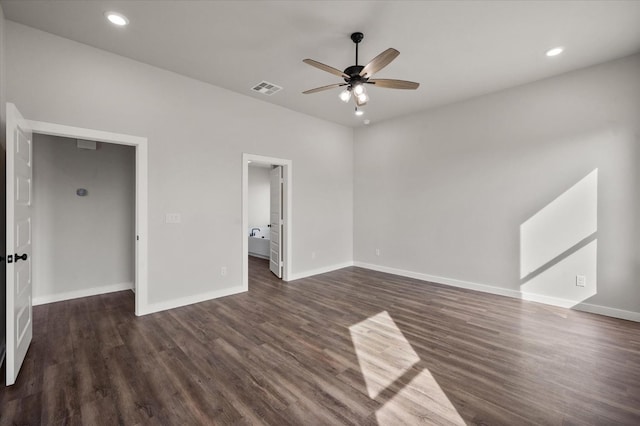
[{"x1": 251, "y1": 81, "x2": 283, "y2": 96}]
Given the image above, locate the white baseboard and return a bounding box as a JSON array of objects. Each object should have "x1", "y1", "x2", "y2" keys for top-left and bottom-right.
[
  {"x1": 33, "y1": 282, "x2": 134, "y2": 306},
  {"x1": 353, "y1": 261, "x2": 521, "y2": 299},
  {"x1": 288, "y1": 261, "x2": 355, "y2": 281},
  {"x1": 141, "y1": 261, "x2": 354, "y2": 315},
  {"x1": 139, "y1": 284, "x2": 246, "y2": 316},
  {"x1": 570, "y1": 301, "x2": 640, "y2": 322},
  {"x1": 354, "y1": 261, "x2": 640, "y2": 323}
]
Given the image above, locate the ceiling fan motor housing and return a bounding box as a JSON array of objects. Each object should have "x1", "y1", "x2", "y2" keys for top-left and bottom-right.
[{"x1": 343, "y1": 65, "x2": 367, "y2": 83}]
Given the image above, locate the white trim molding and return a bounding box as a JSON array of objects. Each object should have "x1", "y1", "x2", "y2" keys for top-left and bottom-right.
[
  {"x1": 140, "y1": 285, "x2": 245, "y2": 316},
  {"x1": 33, "y1": 282, "x2": 134, "y2": 306},
  {"x1": 242, "y1": 153, "x2": 293, "y2": 289},
  {"x1": 24, "y1": 115, "x2": 149, "y2": 316},
  {"x1": 354, "y1": 261, "x2": 521, "y2": 299},
  {"x1": 354, "y1": 261, "x2": 640, "y2": 323},
  {"x1": 289, "y1": 261, "x2": 355, "y2": 281}
]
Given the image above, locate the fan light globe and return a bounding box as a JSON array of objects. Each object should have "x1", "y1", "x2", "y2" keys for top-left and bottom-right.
[
  {"x1": 339, "y1": 89, "x2": 351, "y2": 102},
  {"x1": 358, "y1": 93, "x2": 369, "y2": 103},
  {"x1": 353, "y1": 84, "x2": 365, "y2": 96},
  {"x1": 355, "y1": 108, "x2": 364, "y2": 116}
]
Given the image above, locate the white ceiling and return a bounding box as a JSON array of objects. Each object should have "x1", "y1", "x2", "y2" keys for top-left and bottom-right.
[{"x1": 2, "y1": 1, "x2": 640, "y2": 127}]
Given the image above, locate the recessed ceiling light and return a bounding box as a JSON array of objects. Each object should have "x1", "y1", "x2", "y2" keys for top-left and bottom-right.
[
  {"x1": 545, "y1": 47, "x2": 564, "y2": 57},
  {"x1": 364, "y1": 119, "x2": 370, "y2": 125},
  {"x1": 105, "y1": 12, "x2": 129, "y2": 26}
]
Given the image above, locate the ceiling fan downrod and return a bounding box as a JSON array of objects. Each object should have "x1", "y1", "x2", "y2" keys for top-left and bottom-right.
[
  {"x1": 345, "y1": 32, "x2": 366, "y2": 83},
  {"x1": 351, "y1": 32, "x2": 364, "y2": 66}
]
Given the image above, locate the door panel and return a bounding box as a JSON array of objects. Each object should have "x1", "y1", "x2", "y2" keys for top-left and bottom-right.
[
  {"x1": 16, "y1": 219, "x2": 31, "y2": 247},
  {"x1": 269, "y1": 166, "x2": 283, "y2": 278},
  {"x1": 16, "y1": 177, "x2": 30, "y2": 204},
  {"x1": 6, "y1": 103, "x2": 33, "y2": 386}
]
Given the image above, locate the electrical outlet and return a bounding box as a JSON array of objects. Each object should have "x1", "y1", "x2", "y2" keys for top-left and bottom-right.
[
  {"x1": 375, "y1": 248, "x2": 381, "y2": 256},
  {"x1": 165, "y1": 213, "x2": 181, "y2": 224},
  {"x1": 221, "y1": 266, "x2": 227, "y2": 276},
  {"x1": 576, "y1": 275, "x2": 586, "y2": 287}
]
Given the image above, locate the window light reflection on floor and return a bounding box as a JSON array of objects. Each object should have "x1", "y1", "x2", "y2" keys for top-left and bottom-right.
[{"x1": 349, "y1": 311, "x2": 465, "y2": 425}]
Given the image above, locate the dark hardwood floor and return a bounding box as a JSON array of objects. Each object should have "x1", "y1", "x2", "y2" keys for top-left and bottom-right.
[{"x1": 2, "y1": 256, "x2": 639, "y2": 425}]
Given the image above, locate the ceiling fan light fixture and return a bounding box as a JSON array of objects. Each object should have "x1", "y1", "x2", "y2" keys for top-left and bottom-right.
[
  {"x1": 302, "y1": 32, "x2": 419, "y2": 114},
  {"x1": 339, "y1": 88, "x2": 351, "y2": 102}
]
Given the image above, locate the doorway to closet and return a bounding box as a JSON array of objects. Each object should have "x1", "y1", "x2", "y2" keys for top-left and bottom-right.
[
  {"x1": 5, "y1": 103, "x2": 149, "y2": 386},
  {"x1": 32, "y1": 134, "x2": 135, "y2": 305}
]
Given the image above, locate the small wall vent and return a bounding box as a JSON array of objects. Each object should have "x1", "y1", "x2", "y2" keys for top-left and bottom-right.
[
  {"x1": 251, "y1": 81, "x2": 283, "y2": 96},
  {"x1": 77, "y1": 139, "x2": 97, "y2": 150}
]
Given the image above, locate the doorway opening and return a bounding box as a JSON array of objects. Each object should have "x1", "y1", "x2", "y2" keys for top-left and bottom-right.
[
  {"x1": 242, "y1": 154, "x2": 292, "y2": 289},
  {"x1": 26, "y1": 118, "x2": 148, "y2": 315},
  {"x1": 31, "y1": 134, "x2": 135, "y2": 306},
  {"x1": 5, "y1": 103, "x2": 148, "y2": 386}
]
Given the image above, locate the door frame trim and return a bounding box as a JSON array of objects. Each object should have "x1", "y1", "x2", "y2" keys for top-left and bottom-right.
[
  {"x1": 25, "y1": 117, "x2": 149, "y2": 316},
  {"x1": 242, "y1": 153, "x2": 292, "y2": 288}
]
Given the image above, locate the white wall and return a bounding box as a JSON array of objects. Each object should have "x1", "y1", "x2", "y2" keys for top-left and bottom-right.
[
  {"x1": 248, "y1": 166, "x2": 270, "y2": 229},
  {"x1": 0, "y1": 3, "x2": 6, "y2": 359},
  {"x1": 5, "y1": 21, "x2": 353, "y2": 311},
  {"x1": 32, "y1": 134, "x2": 135, "y2": 303},
  {"x1": 354, "y1": 54, "x2": 640, "y2": 318},
  {"x1": 0, "y1": 3, "x2": 5, "y2": 144}
]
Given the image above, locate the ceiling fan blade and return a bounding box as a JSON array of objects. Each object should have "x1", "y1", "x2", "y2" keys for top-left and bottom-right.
[
  {"x1": 303, "y1": 59, "x2": 349, "y2": 79},
  {"x1": 302, "y1": 83, "x2": 346, "y2": 94},
  {"x1": 359, "y1": 48, "x2": 400, "y2": 77},
  {"x1": 367, "y1": 79, "x2": 420, "y2": 90}
]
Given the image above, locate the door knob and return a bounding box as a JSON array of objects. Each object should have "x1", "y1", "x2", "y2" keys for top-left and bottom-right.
[{"x1": 14, "y1": 253, "x2": 28, "y2": 262}]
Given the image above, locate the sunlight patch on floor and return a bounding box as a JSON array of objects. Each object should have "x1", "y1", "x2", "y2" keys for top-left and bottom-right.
[
  {"x1": 375, "y1": 368, "x2": 466, "y2": 426},
  {"x1": 350, "y1": 311, "x2": 465, "y2": 425},
  {"x1": 349, "y1": 311, "x2": 419, "y2": 399}
]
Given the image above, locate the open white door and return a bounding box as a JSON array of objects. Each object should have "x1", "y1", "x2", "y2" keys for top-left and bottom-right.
[
  {"x1": 5, "y1": 103, "x2": 33, "y2": 386},
  {"x1": 269, "y1": 166, "x2": 283, "y2": 278}
]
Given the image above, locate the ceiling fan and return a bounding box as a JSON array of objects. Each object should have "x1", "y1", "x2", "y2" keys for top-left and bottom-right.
[{"x1": 302, "y1": 32, "x2": 419, "y2": 109}]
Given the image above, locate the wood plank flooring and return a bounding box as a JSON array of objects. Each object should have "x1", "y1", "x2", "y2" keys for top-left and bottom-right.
[{"x1": 1, "y1": 256, "x2": 639, "y2": 425}]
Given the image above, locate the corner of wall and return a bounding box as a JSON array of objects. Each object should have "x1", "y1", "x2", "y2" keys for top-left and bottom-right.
[{"x1": 353, "y1": 261, "x2": 640, "y2": 322}]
